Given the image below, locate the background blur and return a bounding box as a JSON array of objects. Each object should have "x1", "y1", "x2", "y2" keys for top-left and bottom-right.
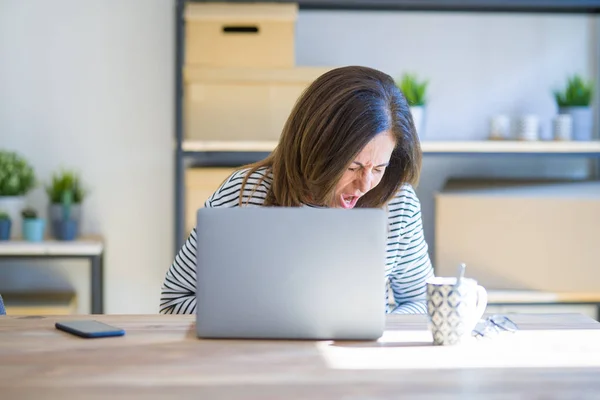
[{"x1": 0, "y1": 0, "x2": 597, "y2": 316}]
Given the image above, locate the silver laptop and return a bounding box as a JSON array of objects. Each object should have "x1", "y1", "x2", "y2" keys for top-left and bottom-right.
[{"x1": 195, "y1": 207, "x2": 387, "y2": 340}]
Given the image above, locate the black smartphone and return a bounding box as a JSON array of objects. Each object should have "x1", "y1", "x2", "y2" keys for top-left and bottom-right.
[{"x1": 55, "y1": 320, "x2": 125, "y2": 338}]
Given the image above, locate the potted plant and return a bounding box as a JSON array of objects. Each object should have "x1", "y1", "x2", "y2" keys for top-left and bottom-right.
[
  {"x1": 46, "y1": 169, "x2": 86, "y2": 240},
  {"x1": 0, "y1": 212, "x2": 11, "y2": 241},
  {"x1": 0, "y1": 150, "x2": 36, "y2": 239},
  {"x1": 397, "y1": 73, "x2": 429, "y2": 139},
  {"x1": 21, "y1": 207, "x2": 45, "y2": 242},
  {"x1": 553, "y1": 74, "x2": 594, "y2": 141}
]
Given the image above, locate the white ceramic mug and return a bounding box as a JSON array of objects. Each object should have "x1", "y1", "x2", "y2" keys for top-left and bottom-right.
[
  {"x1": 515, "y1": 115, "x2": 540, "y2": 141},
  {"x1": 489, "y1": 115, "x2": 510, "y2": 140},
  {"x1": 426, "y1": 277, "x2": 488, "y2": 345},
  {"x1": 553, "y1": 114, "x2": 573, "y2": 141}
]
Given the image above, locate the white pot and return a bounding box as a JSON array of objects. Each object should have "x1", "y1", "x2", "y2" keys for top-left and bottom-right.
[
  {"x1": 410, "y1": 106, "x2": 426, "y2": 140},
  {"x1": 0, "y1": 196, "x2": 25, "y2": 239},
  {"x1": 559, "y1": 106, "x2": 593, "y2": 141}
]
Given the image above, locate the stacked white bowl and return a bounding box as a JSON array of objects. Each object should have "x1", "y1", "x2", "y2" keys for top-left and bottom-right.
[{"x1": 515, "y1": 115, "x2": 539, "y2": 141}]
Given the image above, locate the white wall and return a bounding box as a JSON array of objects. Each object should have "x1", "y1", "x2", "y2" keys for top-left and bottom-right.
[
  {"x1": 0, "y1": 0, "x2": 174, "y2": 314},
  {"x1": 0, "y1": 2, "x2": 595, "y2": 312},
  {"x1": 296, "y1": 11, "x2": 595, "y2": 266},
  {"x1": 298, "y1": 11, "x2": 593, "y2": 140}
]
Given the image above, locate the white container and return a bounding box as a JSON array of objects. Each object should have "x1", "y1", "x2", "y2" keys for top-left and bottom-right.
[
  {"x1": 184, "y1": 66, "x2": 332, "y2": 142},
  {"x1": 489, "y1": 115, "x2": 510, "y2": 140},
  {"x1": 559, "y1": 106, "x2": 593, "y2": 141},
  {"x1": 185, "y1": 3, "x2": 297, "y2": 68},
  {"x1": 553, "y1": 114, "x2": 573, "y2": 141},
  {"x1": 515, "y1": 115, "x2": 539, "y2": 141},
  {"x1": 410, "y1": 106, "x2": 426, "y2": 140}
]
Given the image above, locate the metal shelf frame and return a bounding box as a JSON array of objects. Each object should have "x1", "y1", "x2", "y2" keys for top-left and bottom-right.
[
  {"x1": 174, "y1": 0, "x2": 600, "y2": 251},
  {"x1": 187, "y1": 0, "x2": 600, "y2": 13}
]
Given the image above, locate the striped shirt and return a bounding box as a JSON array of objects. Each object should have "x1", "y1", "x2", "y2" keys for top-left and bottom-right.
[{"x1": 160, "y1": 167, "x2": 434, "y2": 315}]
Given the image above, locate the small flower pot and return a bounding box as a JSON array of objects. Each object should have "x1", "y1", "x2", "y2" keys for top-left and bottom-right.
[
  {"x1": 49, "y1": 204, "x2": 81, "y2": 240},
  {"x1": 52, "y1": 219, "x2": 78, "y2": 241},
  {"x1": 559, "y1": 106, "x2": 593, "y2": 141},
  {"x1": 22, "y1": 218, "x2": 45, "y2": 242},
  {"x1": 0, "y1": 219, "x2": 11, "y2": 241},
  {"x1": 410, "y1": 106, "x2": 426, "y2": 140},
  {"x1": 0, "y1": 196, "x2": 25, "y2": 238}
]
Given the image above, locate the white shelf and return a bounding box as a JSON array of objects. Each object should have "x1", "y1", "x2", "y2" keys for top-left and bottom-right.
[
  {"x1": 488, "y1": 290, "x2": 600, "y2": 304},
  {"x1": 0, "y1": 237, "x2": 104, "y2": 256},
  {"x1": 182, "y1": 140, "x2": 600, "y2": 154},
  {"x1": 423, "y1": 140, "x2": 600, "y2": 153},
  {"x1": 183, "y1": 140, "x2": 278, "y2": 152}
]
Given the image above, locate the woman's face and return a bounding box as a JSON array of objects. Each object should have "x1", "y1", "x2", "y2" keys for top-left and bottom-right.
[{"x1": 331, "y1": 131, "x2": 396, "y2": 209}]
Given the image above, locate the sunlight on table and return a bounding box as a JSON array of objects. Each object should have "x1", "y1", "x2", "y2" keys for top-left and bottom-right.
[{"x1": 316, "y1": 329, "x2": 600, "y2": 370}]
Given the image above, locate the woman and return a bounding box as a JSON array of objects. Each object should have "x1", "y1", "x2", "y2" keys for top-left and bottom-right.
[{"x1": 160, "y1": 65, "x2": 434, "y2": 315}]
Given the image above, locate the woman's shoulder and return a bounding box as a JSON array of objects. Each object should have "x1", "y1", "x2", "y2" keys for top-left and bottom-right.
[
  {"x1": 386, "y1": 184, "x2": 421, "y2": 218},
  {"x1": 231, "y1": 166, "x2": 272, "y2": 182},
  {"x1": 222, "y1": 166, "x2": 272, "y2": 191},
  {"x1": 206, "y1": 166, "x2": 272, "y2": 208}
]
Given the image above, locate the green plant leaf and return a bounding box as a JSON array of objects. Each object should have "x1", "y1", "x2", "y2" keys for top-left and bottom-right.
[
  {"x1": 21, "y1": 207, "x2": 37, "y2": 220},
  {"x1": 554, "y1": 74, "x2": 594, "y2": 107},
  {"x1": 396, "y1": 73, "x2": 429, "y2": 107},
  {"x1": 0, "y1": 150, "x2": 36, "y2": 196},
  {"x1": 45, "y1": 169, "x2": 86, "y2": 204}
]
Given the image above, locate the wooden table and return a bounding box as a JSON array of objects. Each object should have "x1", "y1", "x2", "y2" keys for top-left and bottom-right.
[
  {"x1": 2, "y1": 314, "x2": 600, "y2": 399},
  {"x1": 0, "y1": 237, "x2": 104, "y2": 313}
]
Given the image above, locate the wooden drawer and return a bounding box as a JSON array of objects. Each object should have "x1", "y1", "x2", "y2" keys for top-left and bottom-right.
[
  {"x1": 185, "y1": 167, "x2": 237, "y2": 234},
  {"x1": 185, "y1": 3, "x2": 297, "y2": 68},
  {"x1": 435, "y1": 180, "x2": 600, "y2": 292},
  {"x1": 184, "y1": 66, "x2": 331, "y2": 142},
  {"x1": 3, "y1": 291, "x2": 77, "y2": 316}
]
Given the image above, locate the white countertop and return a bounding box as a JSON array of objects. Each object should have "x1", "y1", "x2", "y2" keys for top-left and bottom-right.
[{"x1": 0, "y1": 237, "x2": 104, "y2": 256}]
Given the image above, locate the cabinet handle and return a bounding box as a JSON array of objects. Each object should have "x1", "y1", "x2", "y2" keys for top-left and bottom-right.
[{"x1": 222, "y1": 26, "x2": 259, "y2": 34}]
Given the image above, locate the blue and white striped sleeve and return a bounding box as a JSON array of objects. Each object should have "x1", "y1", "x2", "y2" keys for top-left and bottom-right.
[
  {"x1": 389, "y1": 187, "x2": 434, "y2": 314},
  {"x1": 159, "y1": 171, "x2": 241, "y2": 314},
  {"x1": 159, "y1": 228, "x2": 199, "y2": 314}
]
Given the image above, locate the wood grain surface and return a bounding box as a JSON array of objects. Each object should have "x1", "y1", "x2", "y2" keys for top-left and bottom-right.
[{"x1": 1, "y1": 313, "x2": 600, "y2": 399}]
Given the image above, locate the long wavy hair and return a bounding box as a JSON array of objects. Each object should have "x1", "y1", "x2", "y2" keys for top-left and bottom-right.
[{"x1": 239, "y1": 65, "x2": 421, "y2": 208}]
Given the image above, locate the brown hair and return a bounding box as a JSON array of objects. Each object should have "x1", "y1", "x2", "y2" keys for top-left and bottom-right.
[{"x1": 240, "y1": 65, "x2": 422, "y2": 208}]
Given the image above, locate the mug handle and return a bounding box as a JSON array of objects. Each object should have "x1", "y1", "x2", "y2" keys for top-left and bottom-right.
[{"x1": 474, "y1": 285, "x2": 488, "y2": 323}]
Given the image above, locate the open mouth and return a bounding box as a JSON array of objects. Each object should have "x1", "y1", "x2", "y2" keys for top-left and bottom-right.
[{"x1": 340, "y1": 194, "x2": 359, "y2": 209}]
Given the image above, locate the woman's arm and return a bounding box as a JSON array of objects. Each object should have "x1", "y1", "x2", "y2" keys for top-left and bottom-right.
[
  {"x1": 159, "y1": 228, "x2": 199, "y2": 314},
  {"x1": 389, "y1": 187, "x2": 434, "y2": 314},
  {"x1": 159, "y1": 167, "x2": 266, "y2": 314}
]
